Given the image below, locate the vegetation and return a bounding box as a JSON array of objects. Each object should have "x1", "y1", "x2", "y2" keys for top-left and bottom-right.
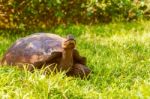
[
  {"x1": 0, "y1": 0, "x2": 150, "y2": 29},
  {"x1": 0, "y1": 20, "x2": 150, "y2": 98},
  {"x1": 0, "y1": 0, "x2": 150, "y2": 98}
]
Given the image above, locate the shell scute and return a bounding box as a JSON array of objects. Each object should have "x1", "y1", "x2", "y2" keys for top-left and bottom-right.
[{"x1": 3, "y1": 33, "x2": 65, "y2": 65}]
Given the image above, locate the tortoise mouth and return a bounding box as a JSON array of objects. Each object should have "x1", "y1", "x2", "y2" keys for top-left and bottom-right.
[{"x1": 62, "y1": 40, "x2": 76, "y2": 49}]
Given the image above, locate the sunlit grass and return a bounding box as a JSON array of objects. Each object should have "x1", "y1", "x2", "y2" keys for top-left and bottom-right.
[{"x1": 0, "y1": 21, "x2": 150, "y2": 98}]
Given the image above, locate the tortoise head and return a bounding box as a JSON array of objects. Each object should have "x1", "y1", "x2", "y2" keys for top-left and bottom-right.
[{"x1": 62, "y1": 34, "x2": 76, "y2": 49}]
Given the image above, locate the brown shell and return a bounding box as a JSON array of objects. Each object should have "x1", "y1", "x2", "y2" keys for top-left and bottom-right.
[{"x1": 2, "y1": 33, "x2": 67, "y2": 65}]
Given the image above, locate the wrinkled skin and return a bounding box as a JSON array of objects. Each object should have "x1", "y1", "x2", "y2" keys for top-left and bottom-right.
[
  {"x1": 1, "y1": 33, "x2": 91, "y2": 78},
  {"x1": 66, "y1": 64, "x2": 91, "y2": 79}
]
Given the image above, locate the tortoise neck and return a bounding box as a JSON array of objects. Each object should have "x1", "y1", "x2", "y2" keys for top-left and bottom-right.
[{"x1": 59, "y1": 48, "x2": 74, "y2": 71}]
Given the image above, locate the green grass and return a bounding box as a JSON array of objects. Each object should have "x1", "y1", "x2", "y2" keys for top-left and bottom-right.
[{"x1": 0, "y1": 20, "x2": 150, "y2": 99}]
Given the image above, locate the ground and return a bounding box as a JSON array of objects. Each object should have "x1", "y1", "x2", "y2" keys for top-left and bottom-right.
[{"x1": 0, "y1": 20, "x2": 150, "y2": 99}]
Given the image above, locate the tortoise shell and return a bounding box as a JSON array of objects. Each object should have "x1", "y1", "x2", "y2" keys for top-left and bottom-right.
[{"x1": 2, "y1": 33, "x2": 69, "y2": 65}]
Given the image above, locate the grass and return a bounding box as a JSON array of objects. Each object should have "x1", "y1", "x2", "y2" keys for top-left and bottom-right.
[{"x1": 0, "y1": 20, "x2": 150, "y2": 99}]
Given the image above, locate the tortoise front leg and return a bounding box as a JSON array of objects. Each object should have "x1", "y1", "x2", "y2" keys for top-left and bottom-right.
[
  {"x1": 66, "y1": 63, "x2": 91, "y2": 79},
  {"x1": 73, "y1": 50, "x2": 87, "y2": 65}
]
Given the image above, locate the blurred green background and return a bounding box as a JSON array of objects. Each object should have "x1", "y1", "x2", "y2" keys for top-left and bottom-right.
[{"x1": 0, "y1": 0, "x2": 150, "y2": 30}]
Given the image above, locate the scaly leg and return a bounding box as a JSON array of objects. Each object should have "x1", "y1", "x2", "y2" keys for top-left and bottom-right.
[
  {"x1": 73, "y1": 50, "x2": 87, "y2": 65},
  {"x1": 67, "y1": 63, "x2": 91, "y2": 79}
]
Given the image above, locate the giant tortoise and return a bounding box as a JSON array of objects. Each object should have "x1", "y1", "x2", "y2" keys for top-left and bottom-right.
[{"x1": 1, "y1": 33, "x2": 91, "y2": 78}]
